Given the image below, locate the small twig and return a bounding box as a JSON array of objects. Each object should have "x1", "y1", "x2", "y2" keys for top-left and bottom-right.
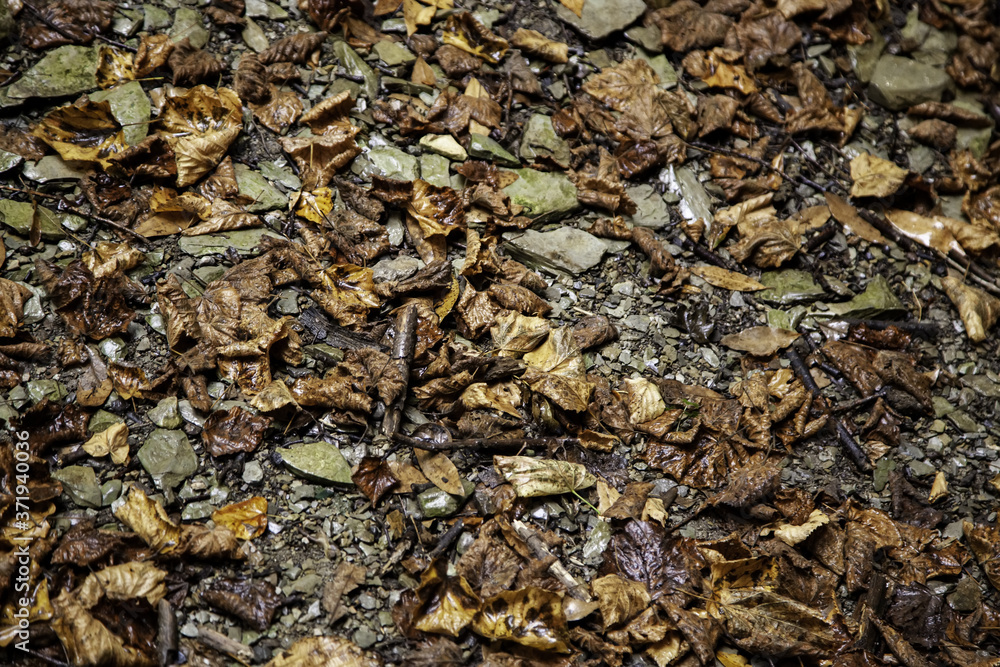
[
  {"x1": 394, "y1": 432, "x2": 579, "y2": 452},
  {"x1": 512, "y1": 519, "x2": 591, "y2": 601},
  {"x1": 0, "y1": 184, "x2": 150, "y2": 247},
  {"x1": 830, "y1": 390, "x2": 888, "y2": 414},
  {"x1": 381, "y1": 304, "x2": 419, "y2": 437},
  {"x1": 686, "y1": 139, "x2": 831, "y2": 193},
  {"x1": 786, "y1": 345, "x2": 870, "y2": 471},
  {"x1": 827, "y1": 317, "x2": 941, "y2": 337},
  {"x1": 196, "y1": 627, "x2": 253, "y2": 664},
  {"x1": 672, "y1": 235, "x2": 740, "y2": 272},
  {"x1": 427, "y1": 518, "x2": 465, "y2": 559}
]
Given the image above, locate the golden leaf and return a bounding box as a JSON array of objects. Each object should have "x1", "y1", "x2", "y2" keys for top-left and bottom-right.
[
  {"x1": 472, "y1": 587, "x2": 570, "y2": 652},
  {"x1": 265, "y1": 636, "x2": 383, "y2": 667},
  {"x1": 291, "y1": 188, "x2": 335, "y2": 225},
  {"x1": 771, "y1": 509, "x2": 830, "y2": 546},
  {"x1": 159, "y1": 85, "x2": 243, "y2": 187},
  {"x1": 494, "y1": 455, "x2": 596, "y2": 497},
  {"x1": 32, "y1": 99, "x2": 126, "y2": 168},
  {"x1": 510, "y1": 29, "x2": 568, "y2": 63},
  {"x1": 849, "y1": 153, "x2": 908, "y2": 198},
  {"x1": 415, "y1": 449, "x2": 465, "y2": 496},
  {"x1": 940, "y1": 275, "x2": 1000, "y2": 343},
  {"x1": 592, "y1": 574, "x2": 651, "y2": 629},
  {"x1": 620, "y1": 378, "x2": 666, "y2": 425},
  {"x1": 720, "y1": 326, "x2": 800, "y2": 357},
  {"x1": 690, "y1": 265, "x2": 765, "y2": 291},
  {"x1": 558, "y1": 0, "x2": 584, "y2": 18},
  {"x1": 403, "y1": 0, "x2": 435, "y2": 36},
  {"x1": 82, "y1": 422, "x2": 129, "y2": 465},
  {"x1": 212, "y1": 497, "x2": 269, "y2": 540}
]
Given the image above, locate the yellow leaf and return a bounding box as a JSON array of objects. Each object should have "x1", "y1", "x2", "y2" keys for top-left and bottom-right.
[
  {"x1": 928, "y1": 471, "x2": 948, "y2": 503},
  {"x1": 472, "y1": 587, "x2": 570, "y2": 652},
  {"x1": 403, "y1": 0, "x2": 435, "y2": 36},
  {"x1": 849, "y1": 153, "x2": 908, "y2": 198},
  {"x1": 771, "y1": 509, "x2": 830, "y2": 546},
  {"x1": 592, "y1": 574, "x2": 651, "y2": 629},
  {"x1": 212, "y1": 496, "x2": 269, "y2": 540},
  {"x1": 415, "y1": 449, "x2": 465, "y2": 495},
  {"x1": 620, "y1": 378, "x2": 667, "y2": 424},
  {"x1": 159, "y1": 85, "x2": 243, "y2": 187},
  {"x1": 690, "y1": 265, "x2": 765, "y2": 291},
  {"x1": 32, "y1": 99, "x2": 127, "y2": 168},
  {"x1": 494, "y1": 455, "x2": 596, "y2": 497},
  {"x1": 941, "y1": 275, "x2": 1000, "y2": 343},
  {"x1": 264, "y1": 636, "x2": 383, "y2": 667},
  {"x1": 558, "y1": 0, "x2": 584, "y2": 18},
  {"x1": 292, "y1": 188, "x2": 335, "y2": 224},
  {"x1": 82, "y1": 422, "x2": 130, "y2": 465}
]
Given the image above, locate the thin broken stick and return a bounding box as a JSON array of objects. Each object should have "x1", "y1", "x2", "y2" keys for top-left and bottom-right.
[
  {"x1": 381, "y1": 303, "x2": 419, "y2": 437},
  {"x1": 511, "y1": 519, "x2": 591, "y2": 601},
  {"x1": 393, "y1": 432, "x2": 580, "y2": 452}
]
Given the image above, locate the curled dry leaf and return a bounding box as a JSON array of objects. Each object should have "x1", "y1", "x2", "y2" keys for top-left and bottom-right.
[
  {"x1": 82, "y1": 422, "x2": 129, "y2": 465},
  {"x1": 510, "y1": 29, "x2": 568, "y2": 63},
  {"x1": 235, "y1": 53, "x2": 271, "y2": 105},
  {"x1": 592, "y1": 574, "x2": 652, "y2": 630},
  {"x1": 849, "y1": 153, "x2": 908, "y2": 198},
  {"x1": 771, "y1": 509, "x2": 830, "y2": 546},
  {"x1": 135, "y1": 33, "x2": 175, "y2": 78},
  {"x1": 203, "y1": 577, "x2": 284, "y2": 632},
  {"x1": 522, "y1": 326, "x2": 594, "y2": 412},
  {"x1": 0, "y1": 279, "x2": 33, "y2": 338},
  {"x1": 32, "y1": 99, "x2": 126, "y2": 168},
  {"x1": 211, "y1": 496, "x2": 269, "y2": 540},
  {"x1": 690, "y1": 265, "x2": 765, "y2": 291},
  {"x1": 940, "y1": 275, "x2": 1000, "y2": 343},
  {"x1": 352, "y1": 457, "x2": 399, "y2": 505},
  {"x1": 472, "y1": 587, "x2": 571, "y2": 652},
  {"x1": 159, "y1": 85, "x2": 243, "y2": 187},
  {"x1": 494, "y1": 455, "x2": 596, "y2": 498},
  {"x1": 21, "y1": 0, "x2": 116, "y2": 50},
  {"x1": 35, "y1": 259, "x2": 136, "y2": 341},
  {"x1": 720, "y1": 327, "x2": 800, "y2": 357},
  {"x1": 169, "y1": 38, "x2": 226, "y2": 86},
  {"x1": 441, "y1": 12, "x2": 509, "y2": 64},
  {"x1": 203, "y1": 406, "x2": 272, "y2": 457},
  {"x1": 280, "y1": 128, "x2": 362, "y2": 190},
  {"x1": 265, "y1": 636, "x2": 384, "y2": 667},
  {"x1": 260, "y1": 31, "x2": 329, "y2": 65},
  {"x1": 885, "y1": 209, "x2": 1000, "y2": 257}
]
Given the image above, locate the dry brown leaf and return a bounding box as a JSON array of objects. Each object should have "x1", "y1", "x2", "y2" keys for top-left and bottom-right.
[
  {"x1": 81, "y1": 422, "x2": 129, "y2": 465},
  {"x1": 441, "y1": 11, "x2": 508, "y2": 64},
  {"x1": 250, "y1": 87, "x2": 304, "y2": 133},
  {"x1": 510, "y1": 29, "x2": 568, "y2": 63},
  {"x1": 620, "y1": 378, "x2": 666, "y2": 425},
  {"x1": 771, "y1": 509, "x2": 830, "y2": 546},
  {"x1": 690, "y1": 265, "x2": 765, "y2": 291},
  {"x1": 494, "y1": 455, "x2": 596, "y2": 497},
  {"x1": 280, "y1": 128, "x2": 362, "y2": 190},
  {"x1": 592, "y1": 574, "x2": 651, "y2": 629},
  {"x1": 885, "y1": 209, "x2": 1000, "y2": 258},
  {"x1": 168, "y1": 38, "x2": 226, "y2": 86},
  {"x1": 849, "y1": 153, "x2": 908, "y2": 198},
  {"x1": 472, "y1": 587, "x2": 571, "y2": 652},
  {"x1": 522, "y1": 326, "x2": 594, "y2": 412},
  {"x1": 940, "y1": 275, "x2": 1000, "y2": 343},
  {"x1": 265, "y1": 636, "x2": 383, "y2": 667},
  {"x1": 928, "y1": 471, "x2": 948, "y2": 503},
  {"x1": 159, "y1": 85, "x2": 243, "y2": 187},
  {"x1": 823, "y1": 193, "x2": 886, "y2": 244},
  {"x1": 260, "y1": 31, "x2": 328, "y2": 64},
  {"x1": 558, "y1": 0, "x2": 584, "y2": 17},
  {"x1": 415, "y1": 449, "x2": 465, "y2": 496},
  {"x1": 720, "y1": 327, "x2": 800, "y2": 356}
]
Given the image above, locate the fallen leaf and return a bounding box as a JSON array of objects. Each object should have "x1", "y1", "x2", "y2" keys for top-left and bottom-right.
[
  {"x1": 772, "y1": 509, "x2": 830, "y2": 546},
  {"x1": 415, "y1": 449, "x2": 465, "y2": 496},
  {"x1": 940, "y1": 275, "x2": 1000, "y2": 343},
  {"x1": 265, "y1": 636, "x2": 383, "y2": 667},
  {"x1": 720, "y1": 327, "x2": 800, "y2": 356},
  {"x1": 203, "y1": 577, "x2": 284, "y2": 631},
  {"x1": 494, "y1": 455, "x2": 596, "y2": 498},
  {"x1": 81, "y1": 422, "x2": 129, "y2": 465},
  {"x1": 592, "y1": 574, "x2": 651, "y2": 629},
  {"x1": 211, "y1": 497, "x2": 269, "y2": 540},
  {"x1": 928, "y1": 471, "x2": 948, "y2": 503},
  {"x1": 472, "y1": 587, "x2": 571, "y2": 652},
  {"x1": 690, "y1": 265, "x2": 765, "y2": 291},
  {"x1": 849, "y1": 153, "x2": 908, "y2": 198},
  {"x1": 159, "y1": 85, "x2": 243, "y2": 187},
  {"x1": 510, "y1": 29, "x2": 568, "y2": 63}
]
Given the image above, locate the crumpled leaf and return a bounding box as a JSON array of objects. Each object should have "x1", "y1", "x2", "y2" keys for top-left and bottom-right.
[
  {"x1": 490, "y1": 311, "x2": 550, "y2": 357},
  {"x1": 35, "y1": 259, "x2": 136, "y2": 340},
  {"x1": 0, "y1": 279, "x2": 34, "y2": 338},
  {"x1": 211, "y1": 497, "x2": 269, "y2": 540},
  {"x1": 522, "y1": 327, "x2": 594, "y2": 412},
  {"x1": 620, "y1": 378, "x2": 667, "y2": 425},
  {"x1": 682, "y1": 49, "x2": 758, "y2": 94},
  {"x1": 720, "y1": 327, "x2": 800, "y2": 356},
  {"x1": 771, "y1": 509, "x2": 831, "y2": 546},
  {"x1": 203, "y1": 577, "x2": 284, "y2": 632},
  {"x1": 606, "y1": 520, "x2": 705, "y2": 604},
  {"x1": 312, "y1": 264, "x2": 380, "y2": 327},
  {"x1": 260, "y1": 31, "x2": 328, "y2": 65},
  {"x1": 159, "y1": 85, "x2": 243, "y2": 187},
  {"x1": 265, "y1": 636, "x2": 383, "y2": 667},
  {"x1": 168, "y1": 37, "x2": 226, "y2": 86},
  {"x1": 22, "y1": 0, "x2": 116, "y2": 50},
  {"x1": 510, "y1": 29, "x2": 568, "y2": 63},
  {"x1": 494, "y1": 455, "x2": 596, "y2": 498},
  {"x1": 592, "y1": 574, "x2": 651, "y2": 630},
  {"x1": 690, "y1": 265, "x2": 765, "y2": 291},
  {"x1": 202, "y1": 406, "x2": 271, "y2": 457},
  {"x1": 82, "y1": 422, "x2": 129, "y2": 465},
  {"x1": 849, "y1": 153, "x2": 909, "y2": 198},
  {"x1": 32, "y1": 99, "x2": 126, "y2": 168},
  {"x1": 280, "y1": 128, "x2": 362, "y2": 190},
  {"x1": 964, "y1": 521, "x2": 1000, "y2": 590},
  {"x1": 352, "y1": 457, "x2": 399, "y2": 505},
  {"x1": 885, "y1": 209, "x2": 1000, "y2": 258},
  {"x1": 941, "y1": 275, "x2": 1000, "y2": 343},
  {"x1": 441, "y1": 11, "x2": 508, "y2": 64},
  {"x1": 647, "y1": 0, "x2": 733, "y2": 52},
  {"x1": 472, "y1": 587, "x2": 571, "y2": 653}
]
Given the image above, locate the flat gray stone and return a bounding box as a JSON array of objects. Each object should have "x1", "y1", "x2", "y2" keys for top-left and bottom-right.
[
  {"x1": 661, "y1": 166, "x2": 714, "y2": 228},
  {"x1": 502, "y1": 168, "x2": 579, "y2": 223},
  {"x1": 555, "y1": 0, "x2": 646, "y2": 40},
  {"x1": 504, "y1": 227, "x2": 630, "y2": 275},
  {"x1": 259, "y1": 161, "x2": 301, "y2": 190},
  {"x1": 170, "y1": 7, "x2": 210, "y2": 49},
  {"x1": 372, "y1": 255, "x2": 423, "y2": 283},
  {"x1": 868, "y1": 55, "x2": 951, "y2": 111},
  {"x1": 101, "y1": 479, "x2": 122, "y2": 506},
  {"x1": 52, "y1": 466, "x2": 102, "y2": 509},
  {"x1": 242, "y1": 18, "x2": 270, "y2": 53},
  {"x1": 138, "y1": 430, "x2": 199, "y2": 489},
  {"x1": 366, "y1": 146, "x2": 420, "y2": 181},
  {"x1": 627, "y1": 184, "x2": 670, "y2": 229},
  {"x1": 178, "y1": 229, "x2": 283, "y2": 257},
  {"x1": 0, "y1": 149, "x2": 21, "y2": 173},
  {"x1": 847, "y1": 27, "x2": 885, "y2": 84},
  {"x1": 519, "y1": 114, "x2": 570, "y2": 167},
  {"x1": 233, "y1": 163, "x2": 286, "y2": 211},
  {"x1": 758, "y1": 270, "x2": 826, "y2": 306},
  {"x1": 246, "y1": 0, "x2": 288, "y2": 19},
  {"x1": 8, "y1": 45, "x2": 99, "y2": 99},
  {"x1": 149, "y1": 397, "x2": 183, "y2": 429},
  {"x1": 277, "y1": 441, "x2": 353, "y2": 485},
  {"x1": 0, "y1": 200, "x2": 66, "y2": 240},
  {"x1": 90, "y1": 81, "x2": 150, "y2": 146},
  {"x1": 418, "y1": 479, "x2": 474, "y2": 518},
  {"x1": 373, "y1": 40, "x2": 415, "y2": 66},
  {"x1": 468, "y1": 134, "x2": 520, "y2": 167},
  {"x1": 144, "y1": 5, "x2": 172, "y2": 31},
  {"x1": 419, "y1": 153, "x2": 451, "y2": 188},
  {"x1": 22, "y1": 155, "x2": 88, "y2": 182}
]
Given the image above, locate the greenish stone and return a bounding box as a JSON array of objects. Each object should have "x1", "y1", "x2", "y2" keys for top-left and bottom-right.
[
  {"x1": 519, "y1": 114, "x2": 570, "y2": 167},
  {"x1": 0, "y1": 398, "x2": 17, "y2": 422},
  {"x1": 373, "y1": 40, "x2": 415, "y2": 66},
  {"x1": 149, "y1": 397, "x2": 183, "y2": 429},
  {"x1": 246, "y1": 0, "x2": 288, "y2": 19},
  {"x1": 89, "y1": 82, "x2": 149, "y2": 146},
  {"x1": 626, "y1": 184, "x2": 669, "y2": 229},
  {"x1": 554, "y1": 0, "x2": 646, "y2": 40},
  {"x1": 913, "y1": 26, "x2": 957, "y2": 68},
  {"x1": 8, "y1": 45, "x2": 99, "y2": 100},
  {"x1": 757, "y1": 270, "x2": 826, "y2": 306},
  {"x1": 908, "y1": 460, "x2": 936, "y2": 477},
  {"x1": 170, "y1": 7, "x2": 210, "y2": 49},
  {"x1": 144, "y1": 5, "x2": 172, "y2": 31},
  {"x1": 582, "y1": 519, "x2": 612, "y2": 561},
  {"x1": 334, "y1": 41, "x2": 377, "y2": 100},
  {"x1": 22, "y1": 155, "x2": 88, "y2": 182},
  {"x1": 502, "y1": 168, "x2": 578, "y2": 222},
  {"x1": 181, "y1": 501, "x2": 214, "y2": 521},
  {"x1": 932, "y1": 396, "x2": 955, "y2": 418},
  {"x1": 303, "y1": 344, "x2": 344, "y2": 365},
  {"x1": 418, "y1": 479, "x2": 475, "y2": 518},
  {"x1": 419, "y1": 153, "x2": 451, "y2": 188},
  {"x1": 0, "y1": 0, "x2": 14, "y2": 41},
  {"x1": 27, "y1": 379, "x2": 66, "y2": 404},
  {"x1": 948, "y1": 577, "x2": 982, "y2": 613},
  {"x1": 366, "y1": 146, "x2": 420, "y2": 181},
  {"x1": 0, "y1": 149, "x2": 22, "y2": 173},
  {"x1": 259, "y1": 161, "x2": 302, "y2": 190},
  {"x1": 636, "y1": 48, "x2": 677, "y2": 86},
  {"x1": 847, "y1": 25, "x2": 885, "y2": 84},
  {"x1": 52, "y1": 466, "x2": 102, "y2": 509},
  {"x1": 101, "y1": 479, "x2": 123, "y2": 506},
  {"x1": 626, "y1": 25, "x2": 663, "y2": 53},
  {"x1": 419, "y1": 134, "x2": 467, "y2": 161},
  {"x1": 194, "y1": 265, "x2": 226, "y2": 284},
  {"x1": 98, "y1": 338, "x2": 127, "y2": 362},
  {"x1": 662, "y1": 166, "x2": 714, "y2": 228},
  {"x1": 504, "y1": 227, "x2": 630, "y2": 275},
  {"x1": 242, "y1": 17, "x2": 269, "y2": 53},
  {"x1": 233, "y1": 163, "x2": 286, "y2": 211},
  {"x1": 277, "y1": 441, "x2": 354, "y2": 485},
  {"x1": 872, "y1": 457, "x2": 896, "y2": 492},
  {"x1": 89, "y1": 410, "x2": 120, "y2": 434},
  {"x1": 327, "y1": 78, "x2": 362, "y2": 100},
  {"x1": 138, "y1": 429, "x2": 199, "y2": 489},
  {"x1": 468, "y1": 134, "x2": 520, "y2": 167},
  {"x1": 178, "y1": 229, "x2": 282, "y2": 257},
  {"x1": 112, "y1": 8, "x2": 143, "y2": 37},
  {"x1": 827, "y1": 275, "x2": 905, "y2": 318},
  {"x1": 948, "y1": 410, "x2": 980, "y2": 433},
  {"x1": 868, "y1": 55, "x2": 951, "y2": 111}
]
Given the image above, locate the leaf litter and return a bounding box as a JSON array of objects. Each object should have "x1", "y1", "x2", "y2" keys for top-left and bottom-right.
[{"x1": 1, "y1": 0, "x2": 1000, "y2": 665}]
